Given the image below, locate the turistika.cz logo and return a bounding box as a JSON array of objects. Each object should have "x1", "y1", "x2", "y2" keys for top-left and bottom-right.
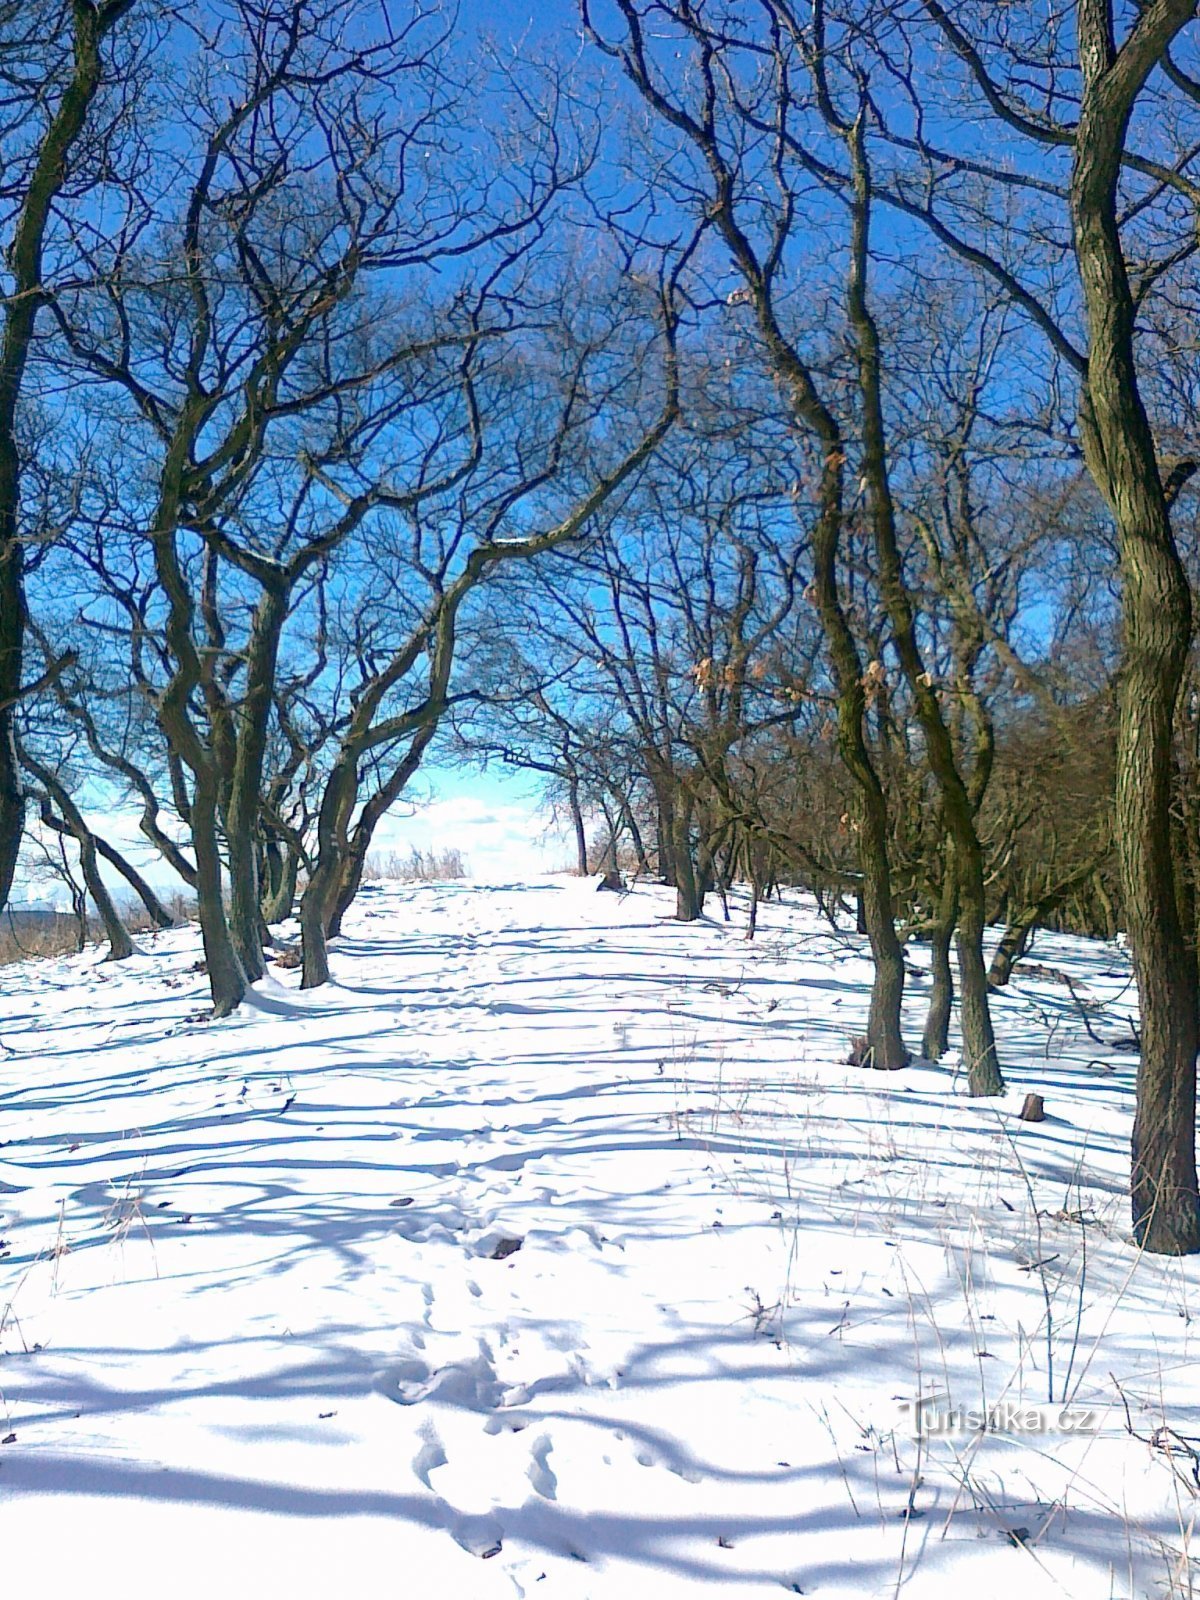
[{"x1": 897, "y1": 1394, "x2": 1100, "y2": 1438}]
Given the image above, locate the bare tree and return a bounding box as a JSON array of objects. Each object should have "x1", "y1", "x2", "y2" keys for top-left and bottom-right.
[
  {"x1": 863, "y1": 0, "x2": 1200, "y2": 1247},
  {"x1": 0, "y1": 0, "x2": 141, "y2": 911}
]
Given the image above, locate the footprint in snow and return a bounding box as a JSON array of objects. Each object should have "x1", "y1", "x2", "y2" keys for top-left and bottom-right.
[
  {"x1": 633, "y1": 1444, "x2": 704, "y2": 1484},
  {"x1": 411, "y1": 1422, "x2": 447, "y2": 1488},
  {"x1": 527, "y1": 1434, "x2": 557, "y2": 1501},
  {"x1": 451, "y1": 1513, "x2": 504, "y2": 1559},
  {"x1": 376, "y1": 1345, "x2": 502, "y2": 1412}
]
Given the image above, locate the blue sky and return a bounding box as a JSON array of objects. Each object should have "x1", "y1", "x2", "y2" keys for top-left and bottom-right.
[{"x1": 14, "y1": 762, "x2": 575, "y2": 910}]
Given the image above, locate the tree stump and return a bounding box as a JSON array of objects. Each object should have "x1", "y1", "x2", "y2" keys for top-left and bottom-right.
[{"x1": 1019, "y1": 1093, "x2": 1046, "y2": 1123}]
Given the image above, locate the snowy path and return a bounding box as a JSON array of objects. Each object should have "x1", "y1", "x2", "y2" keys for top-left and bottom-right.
[{"x1": 0, "y1": 879, "x2": 1197, "y2": 1597}]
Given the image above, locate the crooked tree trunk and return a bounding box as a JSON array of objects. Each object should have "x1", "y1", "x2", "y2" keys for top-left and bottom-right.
[
  {"x1": 300, "y1": 878, "x2": 333, "y2": 988},
  {"x1": 0, "y1": 553, "x2": 22, "y2": 915},
  {"x1": 0, "y1": 3, "x2": 134, "y2": 912},
  {"x1": 987, "y1": 920, "x2": 1034, "y2": 992},
  {"x1": 326, "y1": 721, "x2": 442, "y2": 941},
  {"x1": 757, "y1": 260, "x2": 909, "y2": 1064},
  {"x1": 19, "y1": 746, "x2": 135, "y2": 960},
  {"x1": 1071, "y1": 9, "x2": 1200, "y2": 1252},
  {"x1": 76, "y1": 827, "x2": 134, "y2": 961},
  {"x1": 191, "y1": 775, "x2": 246, "y2": 1016},
  {"x1": 223, "y1": 585, "x2": 287, "y2": 983},
  {"x1": 93, "y1": 835, "x2": 176, "y2": 928},
  {"x1": 608, "y1": 793, "x2": 649, "y2": 878},
  {"x1": 325, "y1": 865, "x2": 358, "y2": 941},
  {"x1": 770, "y1": 342, "x2": 908, "y2": 1067},
  {"x1": 261, "y1": 838, "x2": 299, "y2": 925},
  {"x1": 844, "y1": 120, "x2": 998, "y2": 1093},
  {"x1": 624, "y1": 803, "x2": 650, "y2": 877},
  {"x1": 989, "y1": 854, "x2": 1113, "y2": 989},
  {"x1": 301, "y1": 753, "x2": 356, "y2": 988},
  {"x1": 35, "y1": 798, "x2": 133, "y2": 961},
  {"x1": 923, "y1": 847, "x2": 958, "y2": 1060}
]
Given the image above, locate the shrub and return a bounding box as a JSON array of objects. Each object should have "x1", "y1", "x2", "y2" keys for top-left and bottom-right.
[{"x1": 366, "y1": 846, "x2": 470, "y2": 883}]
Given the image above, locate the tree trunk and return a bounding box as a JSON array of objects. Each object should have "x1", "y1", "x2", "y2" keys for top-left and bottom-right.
[
  {"x1": 78, "y1": 828, "x2": 134, "y2": 961},
  {"x1": 0, "y1": 4, "x2": 133, "y2": 913},
  {"x1": 923, "y1": 850, "x2": 958, "y2": 1060},
  {"x1": 261, "y1": 839, "x2": 299, "y2": 925},
  {"x1": 672, "y1": 797, "x2": 704, "y2": 921},
  {"x1": 1093, "y1": 869, "x2": 1117, "y2": 942},
  {"x1": 0, "y1": 549, "x2": 23, "y2": 915},
  {"x1": 223, "y1": 584, "x2": 287, "y2": 982},
  {"x1": 260, "y1": 838, "x2": 282, "y2": 915},
  {"x1": 955, "y1": 843, "x2": 1002, "y2": 1095},
  {"x1": 300, "y1": 874, "x2": 332, "y2": 988},
  {"x1": 18, "y1": 745, "x2": 138, "y2": 959},
  {"x1": 624, "y1": 801, "x2": 650, "y2": 877},
  {"x1": 301, "y1": 752, "x2": 357, "y2": 988},
  {"x1": 35, "y1": 797, "x2": 133, "y2": 961},
  {"x1": 191, "y1": 777, "x2": 246, "y2": 1016},
  {"x1": 92, "y1": 834, "x2": 176, "y2": 928},
  {"x1": 858, "y1": 811, "x2": 908, "y2": 1069},
  {"x1": 225, "y1": 821, "x2": 265, "y2": 980},
  {"x1": 569, "y1": 779, "x2": 588, "y2": 874},
  {"x1": 987, "y1": 919, "x2": 1033, "y2": 991},
  {"x1": 1071, "y1": 10, "x2": 1200, "y2": 1251},
  {"x1": 843, "y1": 118, "x2": 996, "y2": 1091},
  {"x1": 325, "y1": 718, "x2": 442, "y2": 942},
  {"x1": 805, "y1": 428, "x2": 908, "y2": 1069},
  {"x1": 655, "y1": 789, "x2": 677, "y2": 886}
]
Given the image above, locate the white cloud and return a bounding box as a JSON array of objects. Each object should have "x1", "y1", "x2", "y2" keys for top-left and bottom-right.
[{"x1": 10, "y1": 774, "x2": 573, "y2": 910}]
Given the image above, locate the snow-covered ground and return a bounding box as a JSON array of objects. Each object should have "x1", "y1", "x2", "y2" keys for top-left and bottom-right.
[{"x1": 0, "y1": 878, "x2": 1196, "y2": 1598}]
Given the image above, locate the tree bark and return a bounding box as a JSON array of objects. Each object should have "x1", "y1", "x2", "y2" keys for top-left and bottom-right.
[
  {"x1": 300, "y1": 752, "x2": 356, "y2": 988},
  {"x1": 987, "y1": 920, "x2": 1034, "y2": 992},
  {"x1": 1071, "y1": 0, "x2": 1200, "y2": 1252},
  {"x1": 223, "y1": 584, "x2": 287, "y2": 982},
  {"x1": 672, "y1": 793, "x2": 705, "y2": 920},
  {"x1": 92, "y1": 834, "x2": 177, "y2": 928},
  {"x1": 569, "y1": 779, "x2": 588, "y2": 874},
  {"x1": 623, "y1": 800, "x2": 650, "y2": 877},
  {"x1": 0, "y1": 1, "x2": 137, "y2": 914},
  {"x1": 191, "y1": 773, "x2": 246, "y2": 1016},
  {"x1": 654, "y1": 788, "x2": 677, "y2": 886},
  {"x1": 19, "y1": 744, "x2": 135, "y2": 960},
  {"x1": 843, "y1": 115, "x2": 1000, "y2": 1093},
  {"x1": 955, "y1": 864, "x2": 1001, "y2": 1090},
  {"x1": 923, "y1": 847, "x2": 958, "y2": 1060},
  {"x1": 261, "y1": 838, "x2": 299, "y2": 925},
  {"x1": 34, "y1": 797, "x2": 134, "y2": 961}
]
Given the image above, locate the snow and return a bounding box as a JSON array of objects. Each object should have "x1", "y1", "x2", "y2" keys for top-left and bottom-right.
[{"x1": 0, "y1": 878, "x2": 1196, "y2": 1598}]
